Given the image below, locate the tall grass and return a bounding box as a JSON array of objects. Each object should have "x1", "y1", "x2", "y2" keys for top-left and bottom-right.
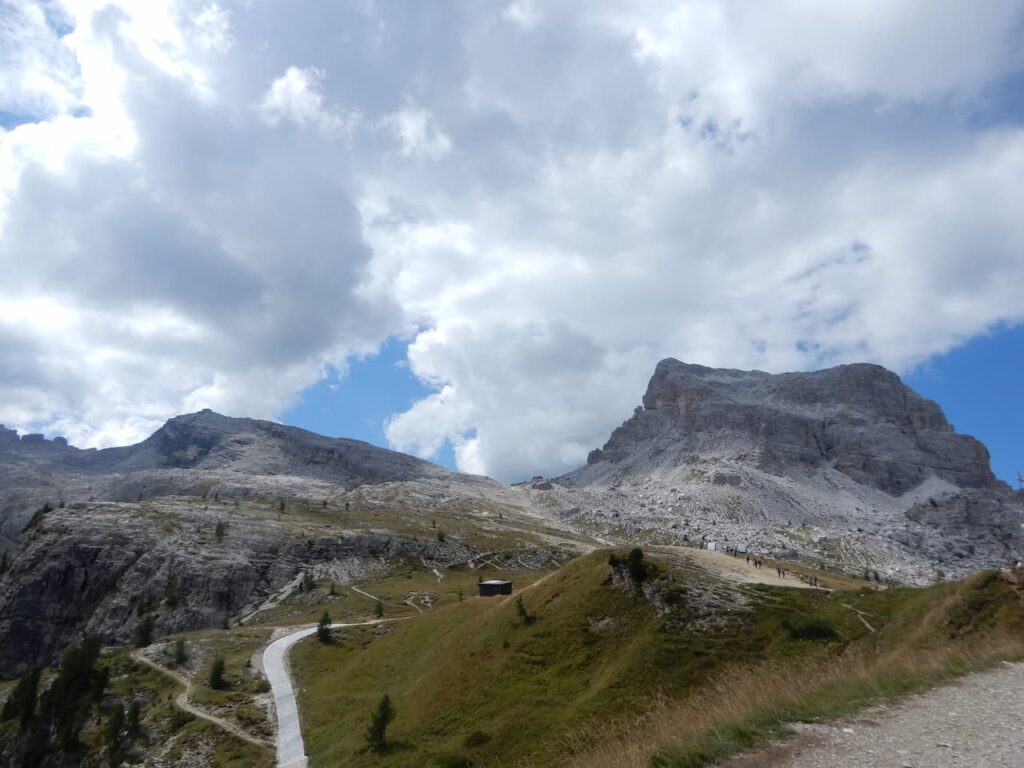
[{"x1": 567, "y1": 637, "x2": 1023, "y2": 768}]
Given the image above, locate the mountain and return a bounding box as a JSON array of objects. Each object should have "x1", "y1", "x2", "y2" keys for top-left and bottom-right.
[
  {"x1": 555, "y1": 359, "x2": 1023, "y2": 582},
  {"x1": 2, "y1": 408, "x2": 452, "y2": 484},
  {"x1": 0, "y1": 412, "x2": 579, "y2": 676},
  {"x1": 0, "y1": 409, "x2": 466, "y2": 541}
]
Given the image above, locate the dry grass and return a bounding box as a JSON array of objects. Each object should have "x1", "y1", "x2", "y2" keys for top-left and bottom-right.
[{"x1": 567, "y1": 637, "x2": 1023, "y2": 768}]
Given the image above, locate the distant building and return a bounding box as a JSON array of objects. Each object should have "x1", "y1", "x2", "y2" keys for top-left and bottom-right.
[
  {"x1": 706, "y1": 541, "x2": 722, "y2": 551},
  {"x1": 478, "y1": 579, "x2": 513, "y2": 597}
]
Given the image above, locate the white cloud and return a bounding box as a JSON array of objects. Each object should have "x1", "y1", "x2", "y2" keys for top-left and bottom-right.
[
  {"x1": 190, "y1": 3, "x2": 232, "y2": 53},
  {"x1": 502, "y1": 0, "x2": 541, "y2": 29},
  {"x1": 383, "y1": 107, "x2": 452, "y2": 159},
  {"x1": 2, "y1": 0, "x2": 1024, "y2": 480},
  {"x1": 0, "y1": 1, "x2": 83, "y2": 120},
  {"x1": 259, "y1": 66, "x2": 358, "y2": 137}
]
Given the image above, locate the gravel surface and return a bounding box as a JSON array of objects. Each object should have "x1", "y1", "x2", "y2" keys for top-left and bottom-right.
[{"x1": 719, "y1": 661, "x2": 1024, "y2": 768}]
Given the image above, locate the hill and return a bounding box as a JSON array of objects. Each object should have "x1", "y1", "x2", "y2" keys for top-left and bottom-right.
[{"x1": 287, "y1": 548, "x2": 1024, "y2": 767}]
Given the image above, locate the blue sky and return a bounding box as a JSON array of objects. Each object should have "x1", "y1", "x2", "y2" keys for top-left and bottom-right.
[
  {"x1": 280, "y1": 325, "x2": 1022, "y2": 486},
  {"x1": 282, "y1": 338, "x2": 458, "y2": 471},
  {"x1": 905, "y1": 324, "x2": 1023, "y2": 488},
  {"x1": 2, "y1": 1, "x2": 1024, "y2": 482}
]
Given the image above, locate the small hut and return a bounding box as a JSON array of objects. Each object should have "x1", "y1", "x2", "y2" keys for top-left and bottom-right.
[{"x1": 478, "y1": 579, "x2": 513, "y2": 597}]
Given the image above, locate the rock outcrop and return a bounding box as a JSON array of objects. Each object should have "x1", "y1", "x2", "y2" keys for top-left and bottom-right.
[
  {"x1": 580, "y1": 360, "x2": 997, "y2": 494},
  {"x1": 558, "y1": 359, "x2": 1023, "y2": 582}
]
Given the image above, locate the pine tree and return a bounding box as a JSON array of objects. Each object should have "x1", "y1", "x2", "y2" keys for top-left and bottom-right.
[
  {"x1": 91, "y1": 666, "x2": 110, "y2": 705},
  {"x1": 208, "y1": 656, "x2": 226, "y2": 690},
  {"x1": 364, "y1": 694, "x2": 395, "y2": 751},
  {"x1": 135, "y1": 614, "x2": 154, "y2": 647},
  {"x1": 317, "y1": 611, "x2": 331, "y2": 643},
  {"x1": 515, "y1": 595, "x2": 531, "y2": 625},
  {"x1": 126, "y1": 700, "x2": 141, "y2": 737},
  {"x1": 375, "y1": 599, "x2": 384, "y2": 618},
  {"x1": 173, "y1": 639, "x2": 188, "y2": 666},
  {"x1": 106, "y1": 703, "x2": 124, "y2": 745},
  {"x1": 1, "y1": 668, "x2": 41, "y2": 727}
]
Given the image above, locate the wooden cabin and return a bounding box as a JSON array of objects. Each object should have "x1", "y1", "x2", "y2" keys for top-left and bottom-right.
[{"x1": 478, "y1": 579, "x2": 513, "y2": 597}]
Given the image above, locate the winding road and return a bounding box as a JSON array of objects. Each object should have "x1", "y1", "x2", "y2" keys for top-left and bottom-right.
[{"x1": 264, "y1": 620, "x2": 392, "y2": 768}]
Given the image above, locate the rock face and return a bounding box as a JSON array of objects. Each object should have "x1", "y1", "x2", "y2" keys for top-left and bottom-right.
[
  {"x1": 583, "y1": 360, "x2": 996, "y2": 494},
  {"x1": 0, "y1": 501, "x2": 462, "y2": 677},
  {"x1": 560, "y1": 359, "x2": 1023, "y2": 582}
]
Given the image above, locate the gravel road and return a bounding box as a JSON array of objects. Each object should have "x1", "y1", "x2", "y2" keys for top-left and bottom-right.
[
  {"x1": 719, "y1": 661, "x2": 1024, "y2": 768},
  {"x1": 264, "y1": 620, "x2": 392, "y2": 768}
]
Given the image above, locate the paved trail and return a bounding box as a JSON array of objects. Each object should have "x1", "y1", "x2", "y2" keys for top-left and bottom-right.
[
  {"x1": 719, "y1": 661, "x2": 1024, "y2": 768},
  {"x1": 264, "y1": 620, "x2": 391, "y2": 768}
]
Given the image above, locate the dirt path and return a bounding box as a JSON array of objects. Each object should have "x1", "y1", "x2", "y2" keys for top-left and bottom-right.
[
  {"x1": 718, "y1": 661, "x2": 1024, "y2": 768},
  {"x1": 657, "y1": 546, "x2": 819, "y2": 589},
  {"x1": 130, "y1": 650, "x2": 273, "y2": 749},
  {"x1": 500, "y1": 566, "x2": 561, "y2": 604}
]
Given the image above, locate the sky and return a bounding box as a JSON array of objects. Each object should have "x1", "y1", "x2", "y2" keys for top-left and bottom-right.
[{"x1": 0, "y1": 1, "x2": 1022, "y2": 484}]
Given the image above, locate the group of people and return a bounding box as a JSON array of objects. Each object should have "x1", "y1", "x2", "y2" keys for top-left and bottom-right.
[
  {"x1": 742, "y1": 553, "x2": 821, "y2": 587},
  {"x1": 707, "y1": 540, "x2": 825, "y2": 589}
]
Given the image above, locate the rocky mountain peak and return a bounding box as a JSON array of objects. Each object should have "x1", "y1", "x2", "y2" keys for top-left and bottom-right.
[{"x1": 578, "y1": 358, "x2": 997, "y2": 495}]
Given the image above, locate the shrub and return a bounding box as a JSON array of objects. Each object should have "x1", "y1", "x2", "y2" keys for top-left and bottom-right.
[
  {"x1": 627, "y1": 548, "x2": 650, "y2": 584},
  {"x1": 164, "y1": 576, "x2": 180, "y2": 608},
  {"x1": 25, "y1": 503, "x2": 53, "y2": 531},
  {"x1": 169, "y1": 708, "x2": 195, "y2": 731},
  {"x1": 463, "y1": 730, "x2": 492, "y2": 748},
  {"x1": 784, "y1": 615, "x2": 838, "y2": 641},
  {"x1": 375, "y1": 599, "x2": 385, "y2": 618},
  {"x1": 431, "y1": 756, "x2": 471, "y2": 768}
]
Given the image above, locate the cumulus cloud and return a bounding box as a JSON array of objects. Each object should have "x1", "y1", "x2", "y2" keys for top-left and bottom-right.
[
  {"x1": 2, "y1": 0, "x2": 1024, "y2": 481},
  {"x1": 259, "y1": 66, "x2": 357, "y2": 137},
  {"x1": 0, "y1": 0, "x2": 82, "y2": 119},
  {"x1": 383, "y1": 106, "x2": 452, "y2": 159}
]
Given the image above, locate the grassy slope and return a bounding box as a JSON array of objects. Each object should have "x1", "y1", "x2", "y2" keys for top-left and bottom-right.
[
  {"x1": 292, "y1": 552, "x2": 866, "y2": 767},
  {"x1": 293, "y1": 552, "x2": 1024, "y2": 768}
]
